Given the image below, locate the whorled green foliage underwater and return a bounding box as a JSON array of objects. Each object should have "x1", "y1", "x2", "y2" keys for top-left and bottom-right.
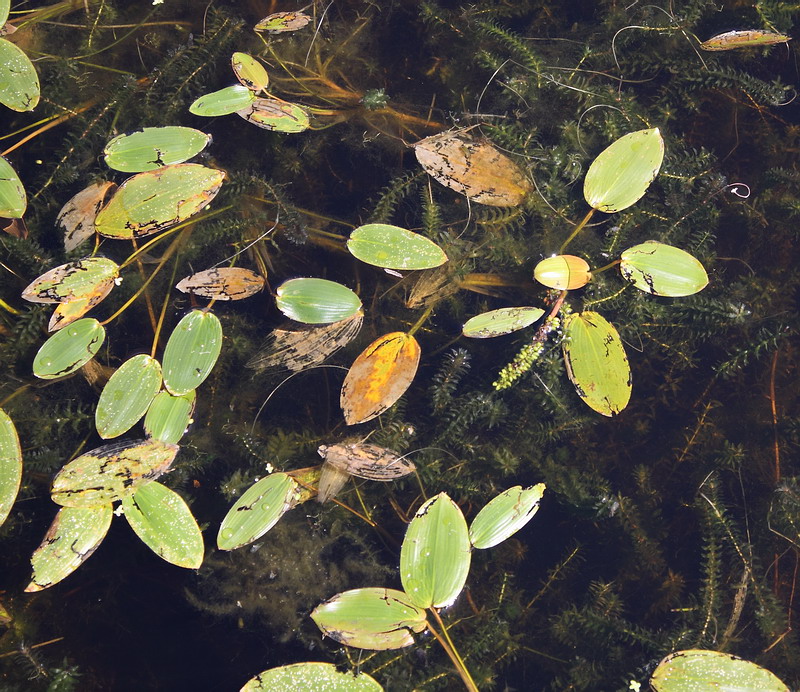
[{"x1": 1, "y1": 0, "x2": 800, "y2": 690}]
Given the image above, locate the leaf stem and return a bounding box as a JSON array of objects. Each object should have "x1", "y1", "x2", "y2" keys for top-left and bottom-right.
[
  {"x1": 559, "y1": 208, "x2": 595, "y2": 254},
  {"x1": 427, "y1": 607, "x2": 479, "y2": 692}
]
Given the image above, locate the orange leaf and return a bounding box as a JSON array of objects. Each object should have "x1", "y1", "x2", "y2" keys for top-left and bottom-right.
[{"x1": 341, "y1": 332, "x2": 420, "y2": 425}]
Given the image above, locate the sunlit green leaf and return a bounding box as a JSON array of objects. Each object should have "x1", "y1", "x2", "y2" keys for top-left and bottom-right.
[
  {"x1": 462, "y1": 306, "x2": 544, "y2": 338},
  {"x1": 51, "y1": 438, "x2": 178, "y2": 508},
  {"x1": 0, "y1": 155, "x2": 25, "y2": 218},
  {"x1": 0, "y1": 38, "x2": 40, "y2": 112},
  {"x1": 650, "y1": 649, "x2": 789, "y2": 692},
  {"x1": 96, "y1": 354, "x2": 162, "y2": 439},
  {"x1": 583, "y1": 128, "x2": 664, "y2": 213},
  {"x1": 32, "y1": 318, "x2": 106, "y2": 380},
  {"x1": 25, "y1": 505, "x2": 113, "y2": 592},
  {"x1": 0, "y1": 408, "x2": 22, "y2": 527},
  {"x1": 400, "y1": 492, "x2": 471, "y2": 609},
  {"x1": 469, "y1": 484, "x2": 545, "y2": 550},
  {"x1": 231, "y1": 52, "x2": 269, "y2": 93},
  {"x1": 143, "y1": 390, "x2": 195, "y2": 444},
  {"x1": 217, "y1": 473, "x2": 298, "y2": 550},
  {"x1": 103, "y1": 126, "x2": 212, "y2": 173},
  {"x1": 619, "y1": 241, "x2": 708, "y2": 297},
  {"x1": 162, "y1": 310, "x2": 223, "y2": 396},
  {"x1": 189, "y1": 84, "x2": 257, "y2": 116},
  {"x1": 95, "y1": 163, "x2": 225, "y2": 239},
  {"x1": 563, "y1": 311, "x2": 631, "y2": 416},
  {"x1": 121, "y1": 482, "x2": 204, "y2": 569},
  {"x1": 533, "y1": 255, "x2": 592, "y2": 290},
  {"x1": 0, "y1": 1, "x2": 10, "y2": 26},
  {"x1": 22, "y1": 257, "x2": 119, "y2": 304},
  {"x1": 347, "y1": 223, "x2": 448, "y2": 270},
  {"x1": 311, "y1": 587, "x2": 427, "y2": 650},
  {"x1": 242, "y1": 663, "x2": 383, "y2": 692},
  {"x1": 276, "y1": 278, "x2": 362, "y2": 324},
  {"x1": 237, "y1": 98, "x2": 310, "y2": 133}
]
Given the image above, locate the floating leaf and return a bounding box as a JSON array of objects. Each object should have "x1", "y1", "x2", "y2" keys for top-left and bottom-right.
[
  {"x1": 22, "y1": 257, "x2": 119, "y2": 304},
  {"x1": 469, "y1": 484, "x2": 545, "y2": 550},
  {"x1": 276, "y1": 278, "x2": 362, "y2": 324},
  {"x1": 175, "y1": 267, "x2": 265, "y2": 301},
  {"x1": 311, "y1": 588, "x2": 427, "y2": 650},
  {"x1": 400, "y1": 492, "x2": 471, "y2": 609},
  {"x1": 0, "y1": 408, "x2": 22, "y2": 527},
  {"x1": 534, "y1": 255, "x2": 592, "y2": 290},
  {"x1": 217, "y1": 473, "x2": 298, "y2": 550},
  {"x1": 650, "y1": 649, "x2": 789, "y2": 692},
  {"x1": 619, "y1": 241, "x2": 708, "y2": 297},
  {"x1": 462, "y1": 306, "x2": 544, "y2": 338},
  {"x1": 143, "y1": 390, "x2": 195, "y2": 444},
  {"x1": 51, "y1": 438, "x2": 178, "y2": 508},
  {"x1": 414, "y1": 132, "x2": 531, "y2": 206},
  {"x1": 583, "y1": 128, "x2": 664, "y2": 213},
  {"x1": 341, "y1": 332, "x2": 420, "y2": 425},
  {"x1": 0, "y1": 38, "x2": 40, "y2": 111},
  {"x1": 33, "y1": 318, "x2": 106, "y2": 379},
  {"x1": 121, "y1": 482, "x2": 203, "y2": 569},
  {"x1": 237, "y1": 98, "x2": 310, "y2": 133},
  {"x1": 25, "y1": 505, "x2": 113, "y2": 592},
  {"x1": 48, "y1": 287, "x2": 113, "y2": 332},
  {"x1": 58, "y1": 181, "x2": 117, "y2": 251},
  {"x1": 231, "y1": 52, "x2": 269, "y2": 92},
  {"x1": 700, "y1": 30, "x2": 791, "y2": 51},
  {"x1": 189, "y1": 84, "x2": 257, "y2": 117},
  {"x1": 347, "y1": 223, "x2": 448, "y2": 270},
  {"x1": 96, "y1": 354, "x2": 162, "y2": 439},
  {"x1": 242, "y1": 663, "x2": 383, "y2": 692},
  {"x1": 162, "y1": 310, "x2": 223, "y2": 396},
  {"x1": 254, "y1": 11, "x2": 312, "y2": 34},
  {"x1": 0, "y1": 1, "x2": 9, "y2": 26},
  {"x1": 95, "y1": 163, "x2": 225, "y2": 239},
  {"x1": 247, "y1": 312, "x2": 363, "y2": 373},
  {"x1": 103, "y1": 126, "x2": 212, "y2": 173},
  {"x1": 563, "y1": 311, "x2": 631, "y2": 416},
  {"x1": 0, "y1": 155, "x2": 25, "y2": 218}
]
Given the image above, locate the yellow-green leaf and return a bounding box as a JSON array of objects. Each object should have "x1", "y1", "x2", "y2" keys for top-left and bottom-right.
[
  {"x1": 237, "y1": 98, "x2": 310, "y2": 133},
  {"x1": 700, "y1": 30, "x2": 791, "y2": 51},
  {"x1": 0, "y1": 38, "x2": 39, "y2": 112},
  {"x1": 241, "y1": 663, "x2": 383, "y2": 692},
  {"x1": 254, "y1": 11, "x2": 312, "y2": 34},
  {"x1": 469, "y1": 484, "x2": 545, "y2": 550},
  {"x1": 0, "y1": 408, "x2": 22, "y2": 527},
  {"x1": 143, "y1": 390, "x2": 195, "y2": 444},
  {"x1": 96, "y1": 354, "x2": 163, "y2": 439},
  {"x1": 103, "y1": 126, "x2": 212, "y2": 173},
  {"x1": 22, "y1": 257, "x2": 119, "y2": 304},
  {"x1": 32, "y1": 318, "x2": 106, "y2": 380},
  {"x1": 563, "y1": 311, "x2": 631, "y2": 416},
  {"x1": 162, "y1": 310, "x2": 223, "y2": 396},
  {"x1": 231, "y1": 52, "x2": 269, "y2": 93},
  {"x1": 533, "y1": 255, "x2": 592, "y2": 290},
  {"x1": 462, "y1": 307, "x2": 544, "y2": 338},
  {"x1": 619, "y1": 241, "x2": 708, "y2": 297},
  {"x1": 189, "y1": 84, "x2": 257, "y2": 117},
  {"x1": 0, "y1": 155, "x2": 25, "y2": 218},
  {"x1": 347, "y1": 224, "x2": 448, "y2": 270}
]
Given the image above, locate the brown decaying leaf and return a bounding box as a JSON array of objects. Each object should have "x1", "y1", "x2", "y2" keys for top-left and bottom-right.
[
  {"x1": 175, "y1": 267, "x2": 265, "y2": 301},
  {"x1": 58, "y1": 181, "x2": 116, "y2": 252},
  {"x1": 254, "y1": 11, "x2": 312, "y2": 34},
  {"x1": 405, "y1": 266, "x2": 459, "y2": 309},
  {"x1": 1, "y1": 217, "x2": 27, "y2": 239},
  {"x1": 414, "y1": 132, "x2": 532, "y2": 207},
  {"x1": 318, "y1": 441, "x2": 415, "y2": 480},
  {"x1": 340, "y1": 332, "x2": 421, "y2": 425},
  {"x1": 247, "y1": 312, "x2": 363, "y2": 373},
  {"x1": 48, "y1": 280, "x2": 115, "y2": 332}
]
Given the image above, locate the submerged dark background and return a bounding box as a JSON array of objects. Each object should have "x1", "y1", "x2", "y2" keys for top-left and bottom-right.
[{"x1": 1, "y1": 1, "x2": 799, "y2": 690}]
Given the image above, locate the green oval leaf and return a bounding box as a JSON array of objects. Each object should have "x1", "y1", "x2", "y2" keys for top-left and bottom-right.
[
  {"x1": 96, "y1": 354, "x2": 162, "y2": 439},
  {"x1": 162, "y1": 310, "x2": 223, "y2": 396},
  {"x1": 237, "y1": 98, "x2": 310, "y2": 133},
  {"x1": 311, "y1": 587, "x2": 427, "y2": 650},
  {"x1": 620, "y1": 241, "x2": 708, "y2": 297},
  {"x1": 469, "y1": 484, "x2": 545, "y2": 550},
  {"x1": 22, "y1": 257, "x2": 119, "y2": 304},
  {"x1": 0, "y1": 155, "x2": 25, "y2": 218},
  {"x1": 103, "y1": 126, "x2": 212, "y2": 173},
  {"x1": 0, "y1": 408, "x2": 22, "y2": 527},
  {"x1": 0, "y1": 1, "x2": 10, "y2": 26},
  {"x1": 218, "y1": 473, "x2": 298, "y2": 550},
  {"x1": 51, "y1": 438, "x2": 179, "y2": 508},
  {"x1": 121, "y1": 482, "x2": 204, "y2": 569},
  {"x1": 231, "y1": 52, "x2": 269, "y2": 93},
  {"x1": 276, "y1": 278, "x2": 362, "y2": 324},
  {"x1": 347, "y1": 224, "x2": 448, "y2": 270},
  {"x1": 189, "y1": 84, "x2": 257, "y2": 116},
  {"x1": 25, "y1": 505, "x2": 113, "y2": 592},
  {"x1": 32, "y1": 318, "x2": 106, "y2": 379},
  {"x1": 533, "y1": 255, "x2": 592, "y2": 290},
  {"x1": 242, "y1": 663, "x2": 383, "y2": 692},
  {"x1": 143, "y1": 390, "x2": 195, "y2": 444},
  {"x1": 583, "y1": 128, "x2": 664, "y2": 213},
  {"x1": 563, "y1": 311, "x2": 631, "y2": 416},
  {"x1": 0, "y1": 38, "x2": 40, "y2": 112},
  {"x1": 94, "y1": 163, "x2": 225, "y2": 239},
  {"x1": 651, "y1": 649, "x2": 790, "y2": 692},
  {"x1": 400, "y1": 492, "x2": 471, "y2": 609},
  {"x1": 462, "y1": 306, "x2": 544, "y2": 338}
]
